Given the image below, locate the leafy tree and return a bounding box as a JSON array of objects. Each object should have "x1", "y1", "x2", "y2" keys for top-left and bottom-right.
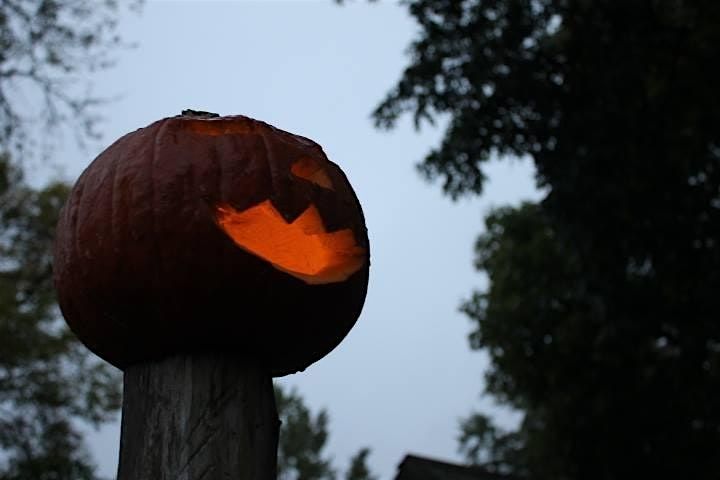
[
  {"x1": 0, "y1": 0, "x2": 141, "y2": 156},
  {"x1": 275, "y1": 384, "x2": 375, "y2": 480},
  {"x1": 0, "y1": 155, "x2": 122, "y2": 480},
  {"x1": 375, "y1": 1, "x2": 720, "y2": 479},
  {"x1": 276, "y1": 385, "x2": 335, "y2": 480},
  {"x1": 344, "y1": 448, "x2": 376, "y2": 480},
  {"x1": 0, "y1": 2, "x2": 139, "y2": 476}
]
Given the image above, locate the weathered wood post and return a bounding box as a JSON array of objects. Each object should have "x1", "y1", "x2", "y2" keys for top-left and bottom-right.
[{"x1": 53, "y1": 111, "x2": 370, "y2": 480}]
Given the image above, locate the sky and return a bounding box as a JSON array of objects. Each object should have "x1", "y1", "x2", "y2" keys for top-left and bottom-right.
[{"x1": 49, "y1": 1, "x2": 542, "y2": 478}]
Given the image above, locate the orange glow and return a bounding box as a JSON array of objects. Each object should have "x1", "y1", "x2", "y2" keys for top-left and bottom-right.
[
  {"x1": 184, "y1": 120, "x2": 253, "y2": 136},
  {"x1": 216, "y1": 200, "x2": 366, "y2": 284},
  {"x1": 291, "y1": 158, "x2": 334, "y2": 190}
]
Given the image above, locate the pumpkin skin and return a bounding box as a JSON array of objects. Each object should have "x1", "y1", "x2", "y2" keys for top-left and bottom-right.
[{"x1": 53, "y1": 114, "x2": 369, "y2": 376}]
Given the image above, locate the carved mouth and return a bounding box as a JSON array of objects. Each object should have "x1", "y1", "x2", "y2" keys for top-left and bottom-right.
[{"x1": 215, "y1": 200, "x2": 366, "y2": 284}]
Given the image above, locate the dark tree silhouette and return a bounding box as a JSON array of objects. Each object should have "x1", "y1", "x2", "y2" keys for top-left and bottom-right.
[
  {"x1": 0, "y1": 2, "x2": 139, "y2": 478},
  {"x1": 276, "y1": 385, "x2": 335, "y2": 480},
  {"x1": 344, "y1": 448, "x2": 376, "y2": 480},
  {"x1": 0, "y1": 155, "x2": 122, "y2": 479},
  {"x1": 275, "y1": 384, "x2": 375, "y2": 480},
  {"x1": 375, "y1": 1, "x2": 720, "y2": 479}
]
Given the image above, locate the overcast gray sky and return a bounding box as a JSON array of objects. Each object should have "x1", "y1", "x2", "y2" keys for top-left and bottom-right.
[{"x1": 53, "y1": 1, "x2": 542, "y2": 478}]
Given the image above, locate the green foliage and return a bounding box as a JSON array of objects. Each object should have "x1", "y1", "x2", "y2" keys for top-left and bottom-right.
[
  {"x1": 458, "y1": 412, "x2": 522, "y2": 475},
  {"x1": 344, "y1": 448, "x2": 376, "y2": 480},
  {"x1": 276, "y1": 385, "x2": 335, "y2": 480},
  {"x1": 0, "y1": 1, "x2": 137, "y2": 476},
  {"x1": 0, "y1": 155, "x2": 122, "y2": 480},
  {"x1": 275, "y1": 384, "x2": 375, "y2": 480},
  {"x1": 378, "y1": 1, "x2": 720, "y2": 479}
]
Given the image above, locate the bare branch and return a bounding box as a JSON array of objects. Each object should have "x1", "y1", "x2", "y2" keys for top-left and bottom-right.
[{"x1": 0, "y1": 0, "x2": 142, "y2": 160}]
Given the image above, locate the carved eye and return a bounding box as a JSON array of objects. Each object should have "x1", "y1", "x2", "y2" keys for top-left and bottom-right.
[{"x1": 291, "y1": 157, "x2": 334, "y2": 189}]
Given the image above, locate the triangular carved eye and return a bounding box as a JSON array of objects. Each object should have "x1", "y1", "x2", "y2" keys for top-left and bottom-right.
[
  {"x1": 215, "y1": 200, "x2": 366, "y2": 284},
  {"x1": 291, "y1": 158, "x2": 334, "y2": 190}
]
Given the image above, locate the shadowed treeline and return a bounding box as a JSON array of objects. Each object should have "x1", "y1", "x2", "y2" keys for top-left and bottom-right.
[{"x1": 374, "y1": 1, "x2": 720, "y2": 479}]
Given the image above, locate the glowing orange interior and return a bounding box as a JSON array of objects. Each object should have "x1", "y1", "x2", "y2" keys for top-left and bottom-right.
[
  {"x1": 216, "y1": 200, "x2": 366, "y2": 284},
  {"x1": 184, "y1": 120, "x2": 254, "y2": 136},
  {"x1": 291, "y1": 158, "x2": 334, "y2": 189}
]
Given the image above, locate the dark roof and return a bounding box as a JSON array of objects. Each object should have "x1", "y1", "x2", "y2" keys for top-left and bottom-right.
[{"x1": 394, "y1": 454, "x2": 518, "y2": 480}]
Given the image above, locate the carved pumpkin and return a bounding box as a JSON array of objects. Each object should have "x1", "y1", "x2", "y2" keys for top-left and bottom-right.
[{"x1": 53, "y1": 112, "x2": 369, "y2": 376}]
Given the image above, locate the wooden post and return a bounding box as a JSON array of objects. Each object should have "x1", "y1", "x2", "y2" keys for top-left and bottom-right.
[{"x1": 116, "y1": 354, "x2": 279, "y2": 480}]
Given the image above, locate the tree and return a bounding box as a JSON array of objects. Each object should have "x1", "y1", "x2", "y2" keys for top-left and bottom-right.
[
  {"x1": 375, "y1": 1, "x2": 720, "y2": 479},
  {"x1": 275, "y1": 384, "x2": 375, "y2": 480},
  {"x1": 0, "y1": 2, "x2": 139, "y2": 477},
  {"x1": 0, "y1": 155, "x2": 122, "y2": 480},
  {"x1": 344, "y1": 448, "x2": 376, "y2": 480},
  {"x1": 276, "y1": 385, "x2": 335, "y2": 480},
  {"x1": 0, "y1": 0, "x2": 141, "y2": 156}
]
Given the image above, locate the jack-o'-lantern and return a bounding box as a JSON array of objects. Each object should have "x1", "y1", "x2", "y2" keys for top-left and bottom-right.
[{"x1": 53, "y1": 111, "x2": 369, "y2": 376}]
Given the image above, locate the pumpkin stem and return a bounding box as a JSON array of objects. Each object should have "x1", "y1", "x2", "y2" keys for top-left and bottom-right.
[{"x1": 181, "y1": 109, "x2": 220, "y2": 118}]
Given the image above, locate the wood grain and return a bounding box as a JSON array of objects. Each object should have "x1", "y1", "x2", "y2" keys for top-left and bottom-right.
[{"x1": 116, "y1": 354, "x2": 279, "y2": 480}]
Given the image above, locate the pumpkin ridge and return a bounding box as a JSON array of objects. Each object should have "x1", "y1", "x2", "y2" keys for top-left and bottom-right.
[
  {"x1": 184, "y1": 133, "x2": 201, "y2": 240},
  {"x1": 62, "y1": 181, "x2": 85, "y2": 342},
  {"x1": 149, "y1": 121, "x2": 164, "y2": 296},
  {"x1": 208, "y1": 130, "x2": 223, "y2": 204},
  {"x1": 70, "y1": 181, "x2": 83, "y2": 298},
  {"x1": 108, "y1": 143, "x2": 121, "y2": 286}
]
